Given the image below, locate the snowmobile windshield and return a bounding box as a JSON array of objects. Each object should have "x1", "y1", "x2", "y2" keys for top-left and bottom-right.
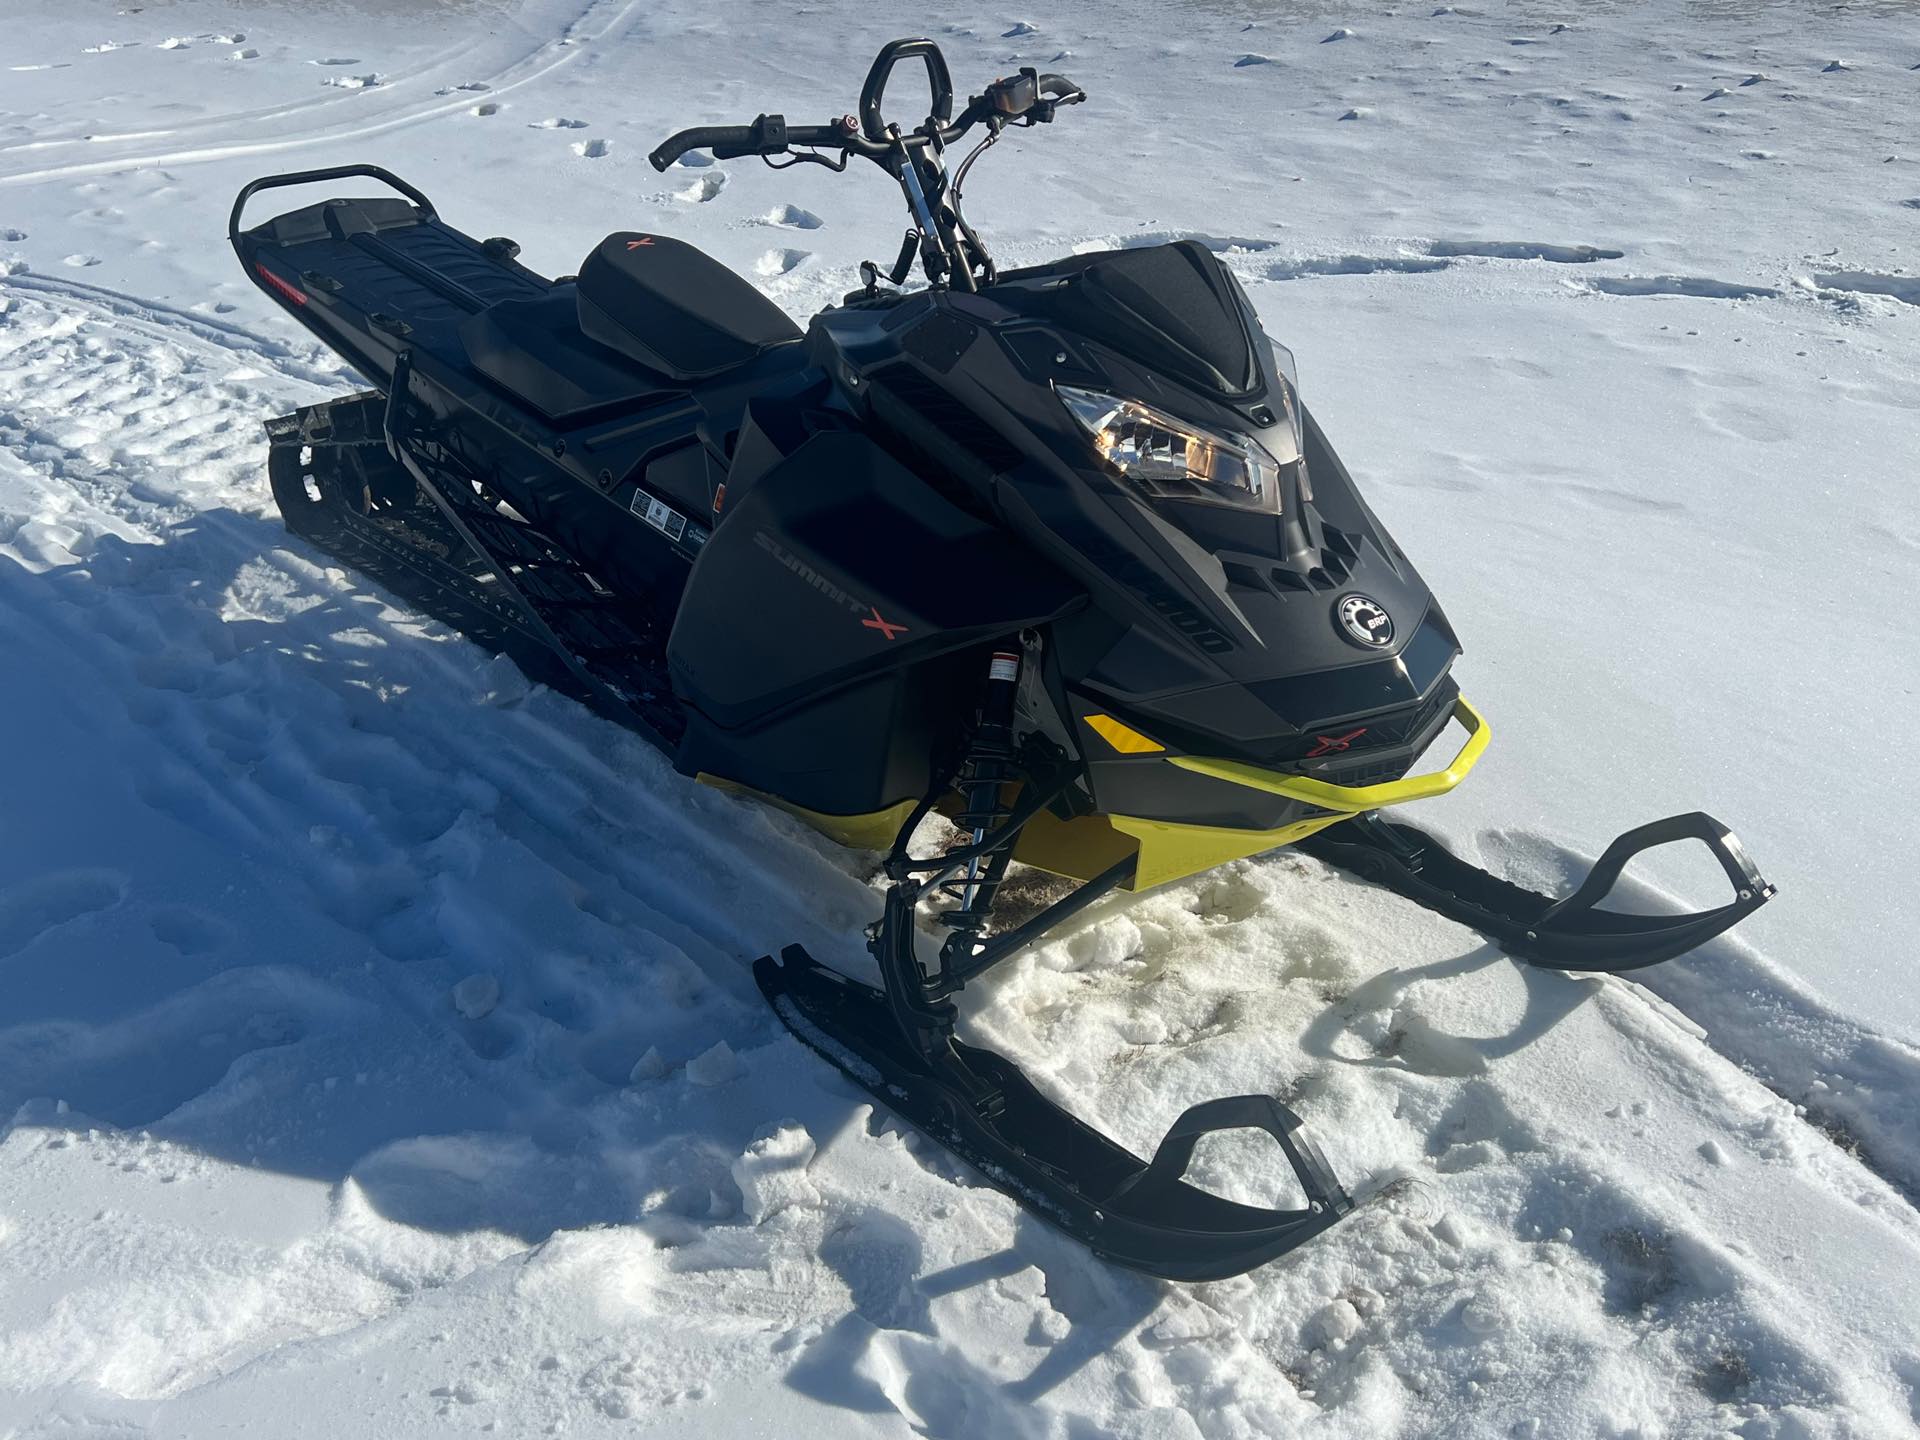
[{"x1": 1056, "y1": 385, "x2": 1301, "y2": 515}]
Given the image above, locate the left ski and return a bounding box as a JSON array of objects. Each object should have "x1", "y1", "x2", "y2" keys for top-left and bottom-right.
[{"x1": 756, "y1": 946, "x2": 1352, "y2": 1282}]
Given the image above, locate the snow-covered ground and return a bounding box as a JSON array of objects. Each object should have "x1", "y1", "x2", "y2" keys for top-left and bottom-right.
[{"x1": 4, "y1": 0, "x2": 1920, "y2": 1435}]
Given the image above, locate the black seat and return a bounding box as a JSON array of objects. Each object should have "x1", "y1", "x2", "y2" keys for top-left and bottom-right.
[
  {"x1": 461, "y1": 289, "x2": 680, "y2": 423},
  {"x1": 576, "y1": 232, "x2": 802, "y2": 382}
]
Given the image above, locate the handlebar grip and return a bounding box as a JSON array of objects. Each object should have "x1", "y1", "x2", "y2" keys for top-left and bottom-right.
[
  {"x1": 1036, "y1": 73, "x2": 1086, "y2": 103},
  {"x1": 649, "y1": 125, "x2": 754, "y2": 171}
]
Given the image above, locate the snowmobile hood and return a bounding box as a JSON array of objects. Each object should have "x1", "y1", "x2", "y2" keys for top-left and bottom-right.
[{"x1": 812, "y1": 252, "x2": 1454, "y2": 769}]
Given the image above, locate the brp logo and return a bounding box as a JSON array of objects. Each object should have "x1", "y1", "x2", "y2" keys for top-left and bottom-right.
[{"x1": 1335, "y1": 594, "x2": 1394, "y2": 649}]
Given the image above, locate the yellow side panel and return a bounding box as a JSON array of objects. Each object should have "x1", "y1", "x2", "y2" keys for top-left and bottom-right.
[
  {"x1": 1012, "y1": 806, "x2": 1356, "y2": 892},
  {"x1": 1111, "y1": 811, "x2": 1354, "y2": 891},
  {"x1": 1011, "y1": 807, "x2": 1141, "y2": 884},
  {"x1": 696, "y1": 773, "x2": 917, "y2": 851}
]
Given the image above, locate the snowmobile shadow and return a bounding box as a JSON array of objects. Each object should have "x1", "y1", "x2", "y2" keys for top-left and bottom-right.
[
  {"x1": 0, "y1": 510, "x2": 791, "y2": 1245},
  {"x1": 1300, "y1": 941, "x2": 1593, "y2": 1076}
]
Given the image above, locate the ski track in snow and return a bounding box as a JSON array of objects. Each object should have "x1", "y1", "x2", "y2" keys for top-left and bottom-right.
[
  {"x1": 0, "y1": 0, "x2": 651, "y2": 190},
  {"x1": 5, "y1": 0, "x2": 1920, "y2": 1434}
]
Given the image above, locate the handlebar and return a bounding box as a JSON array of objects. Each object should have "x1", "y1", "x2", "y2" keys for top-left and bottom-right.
[
  {"x1": 860, "y1": 37, "x2": 954, "y2": 143},
  {"x1": 647, "y1": 44, "x2": 1083, "y2": 173}
]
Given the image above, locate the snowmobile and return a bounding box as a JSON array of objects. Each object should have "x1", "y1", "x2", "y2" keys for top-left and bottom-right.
[{"x1": 230, "y1": 39, "x2": 1773, "y2": 1281}]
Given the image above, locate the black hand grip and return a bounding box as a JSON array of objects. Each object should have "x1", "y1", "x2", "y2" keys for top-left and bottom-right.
[
  {"x1": 228, "y1": 164, "x2": 435, "y2": 241},
  {"x1": 1036, "y1": 73, "x2": 1086, "y2": 103},
  {"x1": 859, "y1": 37, "x2": 954, "y2": 142},
  {"x1": 649, "y1": 124, "x2": 754, "y2": 171}
]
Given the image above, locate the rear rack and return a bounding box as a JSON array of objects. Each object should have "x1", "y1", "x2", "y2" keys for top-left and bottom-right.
[{"x1": 228, "y1": 164, "x2": 437, "y2": 241}]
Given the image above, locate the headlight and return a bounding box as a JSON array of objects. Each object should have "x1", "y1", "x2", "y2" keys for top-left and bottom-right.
[{"x1": 1056, "y1": 385, "x2": 1293, "y2": 514}]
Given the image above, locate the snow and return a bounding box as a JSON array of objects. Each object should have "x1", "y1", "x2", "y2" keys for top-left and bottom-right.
[{"x1": 3, "y1": 0, "x2": 1920, "y2": 1435}]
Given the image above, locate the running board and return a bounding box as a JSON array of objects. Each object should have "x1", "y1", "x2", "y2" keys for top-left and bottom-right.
[
  {"x1": 1301, "y1": 811, "x2": 1775, "y2": 972},
  {"x1": 757, "y1": 946, "x2": 1352, "y2": 1282}
]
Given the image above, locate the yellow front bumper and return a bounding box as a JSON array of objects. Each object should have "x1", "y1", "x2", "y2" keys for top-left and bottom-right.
[{"x1": 1017, "y1": 697, "x2": 1491, "y2": 891}]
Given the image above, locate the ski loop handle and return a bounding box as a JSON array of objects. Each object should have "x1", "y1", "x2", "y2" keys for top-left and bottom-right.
[{"x1": 1110, "y1": 1094, "x2": 1350, "y2": 1220}]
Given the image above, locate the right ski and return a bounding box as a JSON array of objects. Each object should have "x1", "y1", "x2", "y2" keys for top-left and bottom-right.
[{"x1": 1301, "y1": 811, "x2": 1775, "y2": 972}]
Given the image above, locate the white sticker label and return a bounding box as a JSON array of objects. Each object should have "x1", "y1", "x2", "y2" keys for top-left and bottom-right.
[
  {"x1": 989, "y1": 654, "x2": 1020, "y2": 682},
  {"x1": 633, "y1": 491, "x2": 688, "y2": 543}
]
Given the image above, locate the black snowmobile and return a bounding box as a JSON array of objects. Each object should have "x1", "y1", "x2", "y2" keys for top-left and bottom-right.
[{"x1": 231, "y1": 39, "x2": 1772, "y2": 1280}]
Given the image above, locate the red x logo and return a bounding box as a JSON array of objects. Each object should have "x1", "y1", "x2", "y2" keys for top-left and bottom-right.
[
  {"x1": 1306, "y1": 728, "x2": 1367, "y2": 758},
  {"x1": 861, "y1": 608, "x2": 908, "y2": 641},
  {"x1": 626, "y1": 236, "x2": 654, "y2": 249}
]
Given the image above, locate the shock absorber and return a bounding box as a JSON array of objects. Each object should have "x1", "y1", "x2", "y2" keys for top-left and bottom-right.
[{"x1": 938, "y1": 648, "x2": 1023, "y2": 935}]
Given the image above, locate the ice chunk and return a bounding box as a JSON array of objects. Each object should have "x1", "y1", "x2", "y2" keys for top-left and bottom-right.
[
  {"x1": 731, "y1": 1121, "x2": 819, "y2": 1222},
  {"x1": 686, "y1": 1039, "x2": 743, "y2": 1086},
  {"x1": 451, "y1": 973, "x2": 500, "y2": 1020}
]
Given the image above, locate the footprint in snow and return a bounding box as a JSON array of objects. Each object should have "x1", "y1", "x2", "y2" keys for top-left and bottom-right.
[
  {"x1": 1822, "y1": 59, "x2": 1849, "y2": 73},
  {"x1": 572, "y1": 139, "x2": 610, "y2": 159},
  {"x1": 310, "y1": 56, "x2": 361, "y2": 65},
  {"x1": 148, "y1": 904, "x2": 231, "y2": 956},
  {"x1": 763, "y1": 203, "x2": 822, "y2": 229},
  {"x1": 1586, "y1": 275, "x2": 1778, "y2": 300},
  {"x1": 81, "y1": 41, "x2": 136, "y2": 53},
  {"x1": 64, "y1": 253, "x2": 101, "y2": 267},
  {"x1": 0, "y1": 869, "x2": 127, "y2": 959},
  {"x1": 1429, "y1": 240, "x2": 1624, "y2": 263},
  {"x1": 321, "y1": 73, "x2": 380, "y2": 89},
  {"x1": 470, "y1": 102, "x2": 498, "y2": 117},
  {"x1": 1323, "y1": 27, "x2": 1354, "y2": 41},
  {"x1": 529, "y1": 117, "x2": 587, "y2": 129},
  {"x1": 1813, "y1": 271, "x2": 1920, "y2": 306},
  {"x1": 1235, "y1": 54, "x2": 1274, "y2": 67},
  {"x1": 676, "y1": 172, "x2": 726, "y2": 202},
  {"x1": 212, "y1": 32, "x2": 245, "y2": 44},
  {"x1": 1740, "y1": 73, "x2": 1769, "y2": 86},
  {"x1": 232, "y1": 48, "x2": 259, "y2": 60},
  {"x1": 1701, "y1": 87, "x2": 1731, "y2": 101},
  {"x1": 158, "y1": 36, "x2": 190, "y2": 50},
  {"x1": 2, "y1": 228, "x2": 25, "y2": 241},
  {"x1": 1338, "y1": 106, "x2": 1374, "y2": 120},
  {"x1": 754, "y1": 248, "x2": 810, "y2": 276},
  {"x1": 1003, "y1": 21, "x2": 1039, "y2": 38},
  {"x1": 674, "y1": 150, "x2": 715, "y2": 168}
]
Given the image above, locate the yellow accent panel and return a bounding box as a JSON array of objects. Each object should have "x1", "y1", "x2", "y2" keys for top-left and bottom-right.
[
  {"x1": 1011, "y1": 807, "x2": 1355, "y2": 893},
  {"x1": 1011, "y1": 807, "x2": 1141, "y2": 884},
  {"x1": 1110, "y1": 812, "x2": 1353, "y2": 891},
  {"x1": 1084, "y1": 713, "x2": 1166, "y2": 755},
  {"x1": 696, "y1": 773, "x2": 917, "y2": 850},
  {"x1": 1167, "y1": 696, "x2": 1490, "y2": 814}
]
